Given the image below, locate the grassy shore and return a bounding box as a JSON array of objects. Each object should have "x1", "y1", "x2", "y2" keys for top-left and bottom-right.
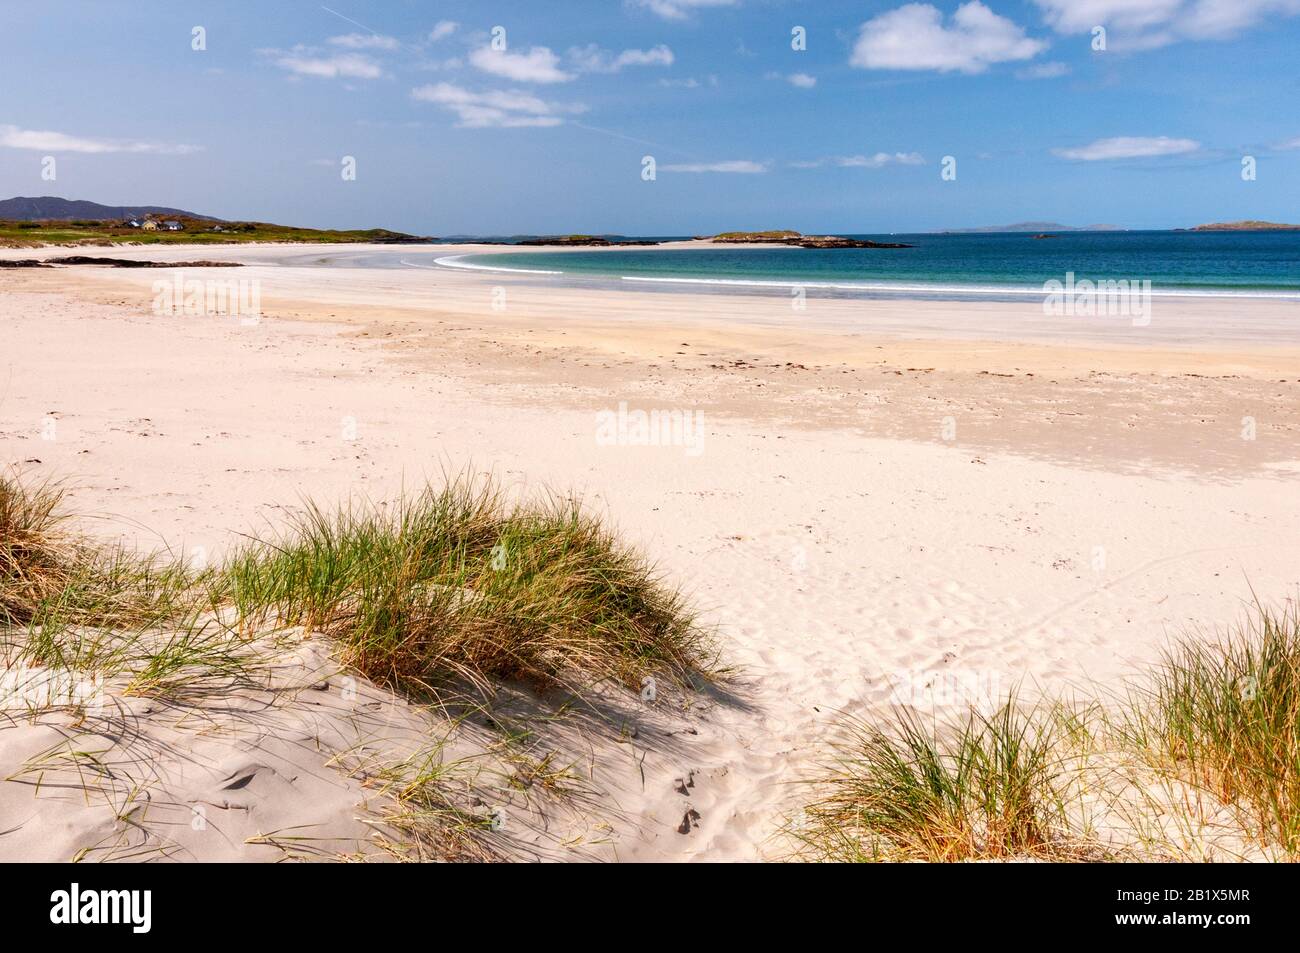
[{"x1": 0, "y1": 218, "x2": 425, "y2": 248}]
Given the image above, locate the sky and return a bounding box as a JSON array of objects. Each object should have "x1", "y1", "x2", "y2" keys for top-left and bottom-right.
[{"x1": 1, "y1": 0, "x2": 1298, "y2": 235}]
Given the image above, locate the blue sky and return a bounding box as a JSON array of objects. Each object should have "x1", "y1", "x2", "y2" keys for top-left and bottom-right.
[{"x1": 2, "y1": 0, "x2": 1298, "y2": 234}]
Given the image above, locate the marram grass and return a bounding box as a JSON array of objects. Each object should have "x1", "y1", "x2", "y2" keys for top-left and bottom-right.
[
  {"x1": 213, "y1": 475, "x2": 714, "y2": 697},
  {"x1": 794, "y1": 698, "x2": 1072, "y2": 862},
  {"x1": 2, "y1": 469, "x2": 714, "y2": 704},
  {"x1": 1117, "y1": 603, "x2": 1300, "y2": 853},
  {"x1": 798, "y1": 603, "x2": 1300, "y2": 862}
]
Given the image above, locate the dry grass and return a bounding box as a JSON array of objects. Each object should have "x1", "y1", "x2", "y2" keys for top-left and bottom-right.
[
  {"x1": 213, "y1": 475, "x2": 715, "y2": 699},
  {"x1": 794, "y1": 698, "x2": 1077, "y2": 862},
  {"x1": 797, "y1": 603, "x2": 1300, "y2": 863},
  {"x1": 1117, "y1": 602, "x2": 1300, "y2": 853}
]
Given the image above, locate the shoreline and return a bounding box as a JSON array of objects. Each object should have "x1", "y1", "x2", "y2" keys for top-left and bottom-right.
[{"x1": 4, "y1": 241, "x2": 1300, "y2": 362}]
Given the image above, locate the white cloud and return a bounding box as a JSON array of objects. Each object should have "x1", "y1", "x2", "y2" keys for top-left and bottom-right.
[
  {"x1": 1032, "y1": 0, "x2": 1300, "y2": 49},
  {"x1": 569, "y1": 44, "x2": 675, "y2": 73},
  {"x1": 0, "y1": 124, "x2": 200, "y2": 154},
  {"x1": 412, "y1": 82, "x2": 586, "y2": 128},
  {"x1": 469, "y1": 45, "x2": 574, "y2": 83},
  {"x1": 635, "y1": 0, "x2": 739, "y2": 20},
  {"x1": 1276, "y1": 136, "x2": 1300, "y2": 150},
  {"x1": 660, "y1": 75, "x2": 718, "y2": 88},
  {"x1": 269, "y1": 50, "x2": 383, "y2": 79},
  {"x1": 1052, "y1": 136, "x2": 1200, "y2": 160},
  {"x1": 838, "y1": 152, "x2": 926, "y2": 167},
  {"x1": 661, "y1": 160, "x2": 767, "y2": 173},
  {"x1": 1017, "y1": 60, "x2": 1069, "y2": 78},
  {"x1": 429, "y1": 21, "x2": 459, "y2": 42},
  {"x1": 851, "y1": 2, "x2": 1047, "y2": 74},
  {"x1": 787, "y1": 72, "x2": 817, "y2": 88},
  {"x1": 328, "y1": 33, "x2": 399, "y2": 50}
]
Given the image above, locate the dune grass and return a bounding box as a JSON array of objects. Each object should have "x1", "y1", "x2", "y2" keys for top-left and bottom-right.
[
  {"x1": 1118, "y1": 603, "x2": 1300, "y2": 853},
  {"x1": 798, "y1": 603, "x2": 1300, "y2": 862},
  {"x1": 796, "y1": 698, "x2": 1072, "y2": 862},
  {"x1": 1, "y1": 473, "x2": 199, "y2": 633},
  {"x1": 3, "y1": 469, "x2": 713, "y2": 706},
  {"x1": 214, "y1": 475, "x2": 713, "y2": 698}
]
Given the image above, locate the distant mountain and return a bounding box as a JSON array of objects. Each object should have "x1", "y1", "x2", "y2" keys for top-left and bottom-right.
[
  {"x1": 940, "y1": 221, "x2": 1123, "y2": 233},
  {"x1": 1190, "y1": 220, "x2": 1300, "y2": 231},
  {"x1": 0, "y1": 196, "x2": 215, "y2": 221}
]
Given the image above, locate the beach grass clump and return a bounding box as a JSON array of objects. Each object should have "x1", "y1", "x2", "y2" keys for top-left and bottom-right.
[
  {"x1": 1, "y1": 471, "x2": 201, "y2": 635},
  {"x1": 214, "y1": 475, "x2": 713, "y2": 697},
  {"x1": 797, "y1": 698, "x2": 1069, "y2": 862},
  {"x1": 1, "y1": 471, "x2": 254, "y2": 699},
  {"x1": 1120, "y1": 603, "x2": 1300, "y2": 853},
  {"x1": 1, "y1": 472, "x2": 76, "y2": 627}
]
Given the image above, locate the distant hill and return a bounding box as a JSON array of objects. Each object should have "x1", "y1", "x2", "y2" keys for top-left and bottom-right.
[
  {"x1": 1190, "y1": 220, "x2": 1300, "y2": 231},
  {"x1": 0, "y1": 196, "x2": 215, "y2": 221},
  {"x1": 941, "y1": 221, "x2": 1123, "y2": 233}
]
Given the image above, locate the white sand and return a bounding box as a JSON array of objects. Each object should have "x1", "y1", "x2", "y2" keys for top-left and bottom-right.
[{"x1": 2, "y1": 245, "x2": 1298, "y2": 861}]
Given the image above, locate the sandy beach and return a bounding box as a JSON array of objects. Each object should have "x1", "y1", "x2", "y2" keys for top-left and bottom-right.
[{"x1": 3, "y1": 243, "x2": 1299, "y2": 861}]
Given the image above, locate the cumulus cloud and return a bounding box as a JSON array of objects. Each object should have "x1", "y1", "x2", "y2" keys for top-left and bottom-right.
[
  {"x1": 1052, "y1": 136, "x2": 1200, "y2": 160},
  {"x1": 1031, "y1": 0, "x2": 1300, "y2": 49},
  {"x1": 568, "y1": 44, "x2": 674, "y2": 73},
  {"x1": 411, "y1": 82, "x2": 586, "y2": 128},
  {"x1": 469, "y1": 45, "x2": 574, "y2": 83},
  {"x1": 634, "y1": 0, "x2": 739, "y2": 20},
  {"x1": 660, "y1": 160, "x2": 767, "y2": 173},
  {"x1": 851, "y1": 2, "x2": 1047, "y2": 74},
  {"x1": 327, "y1": 33, "x2": 399, "y2": 50},
  {"x1": 786, "y1": 72, "x2": 817, "y2": 88},
  {"x1": 659, "y1": 75, "x2": 718, "y2": 88},
  {"x1": 0, "y1": 124, "x2": 200, "y2": 154},
  {"x1": 267, "y1": 49, "x2": 383, "y2": 79},
  {"x1": 838, "y1": 152, "x2": 925, "y2": 167},
  {"x1": 429, "y1": 21, "x2": 459, "y2": 42},
  {"x1": 795, "y1": 152, "x2": 926, "y2": 168}
]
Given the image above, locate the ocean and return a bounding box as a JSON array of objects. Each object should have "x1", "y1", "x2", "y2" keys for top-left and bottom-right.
[{"x1": 444, "y1": 231, "x2": 1300, "y2": 299}]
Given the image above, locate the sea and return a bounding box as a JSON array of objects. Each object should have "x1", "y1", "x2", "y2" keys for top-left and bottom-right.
[{"x1": 438, "y1": 230, "x2": 1300, "y2": 300}]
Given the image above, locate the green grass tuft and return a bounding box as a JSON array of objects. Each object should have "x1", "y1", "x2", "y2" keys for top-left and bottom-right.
[
  {"x1": 796, "y1": 697, "x2": 1068, "y2": 862},
  {"x1": 214, "y1": 475, "x2": 713, "y2": 697},
  {"x1": 1120, "y1": 602, "x2": 1300, "y2": 853}
]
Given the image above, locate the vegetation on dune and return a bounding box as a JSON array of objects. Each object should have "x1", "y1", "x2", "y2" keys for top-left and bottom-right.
[
  {"x1": 1, "y1": 470, "x2": 713, "y2": 702},
  {"x1": 215, "y1": 476, "x2": 713, "y2": 697},
  {"x1": 1119, "y1": 604, "x2": 1300, "y2": 853},
  {"x1": 796, "y1": 603, "x2": 1300, "y2": 862},
  {"x1": 794, "y1": 698, "x2": 1073, "y2": 862}
]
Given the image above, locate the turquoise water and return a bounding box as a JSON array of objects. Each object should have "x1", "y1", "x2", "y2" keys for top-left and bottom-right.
[{"x1": 449, "y1": 231, "x2": 1300, "y2": 297}]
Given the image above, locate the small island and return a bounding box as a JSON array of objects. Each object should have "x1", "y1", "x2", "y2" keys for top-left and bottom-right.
[
  {"x1": 698, "y1": 230, "x2": 913, "y2": 249},
  {"x1": 1190, "y1": 220, "x2": 1300, "y2": 231},
  {"x1": 512, "y1": 234, "x2": 662, "y2": 247}
]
